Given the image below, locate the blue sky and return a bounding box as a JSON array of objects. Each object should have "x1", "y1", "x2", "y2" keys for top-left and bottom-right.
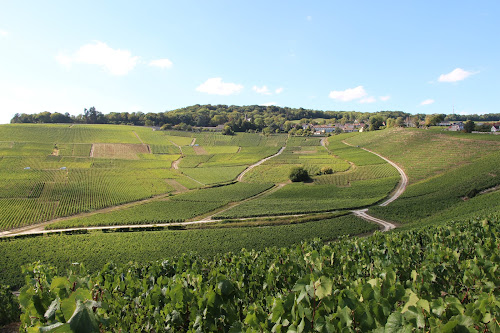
[{"x1": 0, "y1": 1, "x2": 498, "y2": 124}]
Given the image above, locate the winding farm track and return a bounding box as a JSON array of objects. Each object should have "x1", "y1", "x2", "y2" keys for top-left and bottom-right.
[
  {"x1": 237, "y1": 147, "x2": 285, "y2": 181},
  {"x1": 339, "y1": 140, "x2": 406, "y2": 230},
  {"x1": 0, "y1": 146, "x2": 286, "y2": 238},
  {"x1": 0, "y1": 139, "x2": 405, "y2": 238}
]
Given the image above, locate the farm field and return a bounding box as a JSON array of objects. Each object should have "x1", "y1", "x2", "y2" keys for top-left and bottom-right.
[
  {"x1": 2, "y1": 124, "x2": 500, "y2": 330},
  {"x1": 48, "y1": 182, "x2": 274, "y2": 229},
  {"x1": 12, "y1": 216, "x2": 500, "y2": 331},
  {"x1": 215, "y1": 177, "x2": 398, "y2": 218},
  {"x1": 0, "y1": 214, "x2": 376, "y2": 287},
  {"x1": 243, "y1": 144, "x2": 351, "y2": 183},
  {"x1": 340, "y1": 129, "x2": 500, "y2": 224},
  {"x1": 0, "y1": 125, "x2": 290, "y2": 230},
  {"x1": 343, "y1": 128, "x2": 500, "y2": 182}
]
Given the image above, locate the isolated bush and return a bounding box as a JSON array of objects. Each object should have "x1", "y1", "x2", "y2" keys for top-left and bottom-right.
[
  {"x1": 289, "y1": 167, "x2": 309, "y2": 182},
  {"x1": 320, "y1": 166, "x2": 333, "y2": 175},
  {"x1": 222, "y1": 125, "x2": 234, "y2": 135}
]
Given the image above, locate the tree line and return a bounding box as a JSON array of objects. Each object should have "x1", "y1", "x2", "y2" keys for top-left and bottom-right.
[{"x1": 10, "y1": 104, "x2": 500, "y2": 133}]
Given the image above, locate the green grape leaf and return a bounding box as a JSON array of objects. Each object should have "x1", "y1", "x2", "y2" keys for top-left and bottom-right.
[{"x1": 314, "y1": 276, "x2": 333, "y2": 300}]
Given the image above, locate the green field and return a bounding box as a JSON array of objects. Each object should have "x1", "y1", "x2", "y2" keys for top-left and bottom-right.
[
  {"x1": 13, "y1": 216, "x2": 500, "y2": 331},
  {"x1": 340, "y1": 129, "x2": 500, "y2": 225},
  {"x1": 215, "y1": 177, "x2": 399, "y2": 218},
  {"x1": 48, "y1": 182, "x2": 274, "y2": 229},
  {"x1": 0, "y1": 125, "x2": 288, "y2": 230},
  {"x1": 2, "y1": 124, "x2": 500, "y2": 330},
  {"x1": 0, "y1": 214, "x2": 376, "y2": 288}
]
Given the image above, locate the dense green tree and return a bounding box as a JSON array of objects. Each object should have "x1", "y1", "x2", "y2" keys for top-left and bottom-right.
[
  {"x1": 396, "y1": 117, "x2": 405, "y2": 127},
  {"x1": 463, "y1": 120, "x2": 475, "y2": 133},
  {"x1": 289, "y1": 167, "x2": 309, "y2": 182},
  {"x1": 369, "y1": 116, "x2": 384, "y2": 131},
  {"x1": 222, "y1": 125, "x2": 234, "y2": 135},
  {"x1": 424, "y1": 114, "x2": 444, "y2": 126}
]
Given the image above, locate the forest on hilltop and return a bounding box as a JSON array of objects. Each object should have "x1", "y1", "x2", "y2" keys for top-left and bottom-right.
[{"x1": 10, "y1": 104, "x2": 500, "y2": 133}]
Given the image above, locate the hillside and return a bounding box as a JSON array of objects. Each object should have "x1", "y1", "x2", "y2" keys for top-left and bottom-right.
[
  {"x1": 13, "y1": 217, "x2": 500, "y2": 331},
  {"x1": 342, "y1": 128, "x2": 500, "y2": 225},
  {"x1": 1, "y1": 124, "x2": 499, "y2": 330}
]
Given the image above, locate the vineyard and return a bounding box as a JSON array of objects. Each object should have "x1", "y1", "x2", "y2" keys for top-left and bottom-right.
[
  {"x1": 0, "y1": 125, "x2": 290, "y2": 230},
  {"x1": 0, "y1": 215, "x2": 376, "y2": 287},
  {"x1": 342, "y1": 128, "x2": 500, "y2": 182},
  {"x1": 340, "y1": 129, "x2": 500, "y2": 225},
  {"x1": 12, "y1": 216, "x2": 500, "y2": 331},
  {"x1": 1, "y1": 124, "x2": 500, "y2": 330},
  {"x1": 47, "y1": 182, "x2": 274, "y2": 229},
  {"x1": 215, "y1": 177, "x2": 399, "y2": 218}
]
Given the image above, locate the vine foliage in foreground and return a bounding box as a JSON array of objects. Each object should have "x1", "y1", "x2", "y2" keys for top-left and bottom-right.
[{"x1": 18, "y1": 217, "x2": 500, "y2": 332}]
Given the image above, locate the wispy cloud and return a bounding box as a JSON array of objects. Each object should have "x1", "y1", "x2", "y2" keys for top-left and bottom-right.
[
  {"x1": 196, "y1": 78, "x2": 243, "y2": 95},
  {"x1": 306, "y1": 16, "x2": 312, "y2": 21},
  {"x1": 360, "y1": 96, "x2": 377, "y2": 104},
  {"x1": 253, "y1": 86, "x2": 284, "y2": 95},
  {"x1": 438, "y1": 68, "x2": 477, "y2": 82},
  {"x1": 253, "y1": 85, "x2": 271, "y2": 95},
  {"x1": 329, "y1": 86, "x2": 367, "y2": 102},
  {"x1": 56, "y1": 41, "x2": 139, "y2": 75},
  {"x1": 420, "y1": 99, "x2": 435, "y2": 105},
  {"x1": 379, "y1": 96, "x2": 390, "y2": 101},
  {"x1": 149, "y1": 58, "x2": 173, "y2": 69},
  {"x1": 0, "y1": 29, "x2": 8, "y2": 37}
]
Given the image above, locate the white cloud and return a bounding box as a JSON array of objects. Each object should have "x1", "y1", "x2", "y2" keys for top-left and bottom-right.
[
  {"x1": 196, "y1": 78, "x2": 243, "y2": 95},
  {"x1": 261, "y1": 102, "x2": 278, "y2": 106},
  {"x1": 438, "y1": 68, "x2": 477, "y2": 82},
  {"x1": 420, "y1": 99, "x2": 435, "y2": 105},
  {"x1": 275, "y1": 87, "x2": 284, "y2": 94},
  {"x1": 253, "y1": 85, "x2": 271, "y2": 95},
  {"x1": 56, "y1": 41, "x2": 140, "y2": 75},
  {"x1": 149, "y1": 58, "x2": 173, "y2": 69},
  {"x1": 360, "y1": 96, "x2": 376, "y2": 104},
  {"x1": 0, "y1": 29, "x2": 8, "y2": 37},
  {"x1": 328, "y1": 86, "x2": 367, "y2": 102},
  {"x1": 379, "y1": 95, "x2": 390, "y2": 101},
  {"x1": 306, "y1": 16, "x2": 312, "y2": 21}
]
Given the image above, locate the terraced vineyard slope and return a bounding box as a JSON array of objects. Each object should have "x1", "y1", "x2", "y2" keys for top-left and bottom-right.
[{"x1": 342, "y1": 129, "x2": 500, "y2": 225}]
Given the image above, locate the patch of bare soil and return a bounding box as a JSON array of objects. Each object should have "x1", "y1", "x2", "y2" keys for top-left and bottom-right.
[
  {"x1": 92, "y1": 143, "x2": 150, "y2": 159},
  {"x1": 165, "y1": 179, "x2": 189, "y2": 193},
  {"x1": 292, "y1": 150, "x2": 316, "y2": 154},
  {"x1": 193, "y1": 146, "x2": 208, "y2": 155}
]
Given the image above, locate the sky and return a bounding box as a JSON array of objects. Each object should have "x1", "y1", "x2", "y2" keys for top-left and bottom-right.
[{"x1": 0, "y1": 1, "x2": 499, "y2": 124}]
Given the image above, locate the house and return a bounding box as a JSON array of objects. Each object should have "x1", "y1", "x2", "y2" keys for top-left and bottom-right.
[
  {"x1": 200, "y1": 124, "x2": 225, "y2": 132},
  {"x1": 301, "y1": 124, "x2": 311, "y2": 130},
  {"x1": 448, "y1": 123, "x2": 464, "y2": 131},
  {"x1": 312, "y1": 125, "x2": 336, "y2": 134},
  {"x1": 343, "y1": 124, "x2": 355, "y2": 132}
]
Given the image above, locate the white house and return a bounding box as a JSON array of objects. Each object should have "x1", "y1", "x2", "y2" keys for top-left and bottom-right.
[
  {"x1": 312, "y1": 125, "x2": 336, "y2": 133},
  {"x1": 448, "y1": 123, "x2": 464, "y2": 131}
]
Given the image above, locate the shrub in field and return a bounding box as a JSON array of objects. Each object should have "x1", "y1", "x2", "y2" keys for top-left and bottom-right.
[
  {"x1": 320, "y1": 166, "x2": 333, "y2": 174},
  {"x1": 289, "y1": 166, "x2": 309, "y2": 182}
]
